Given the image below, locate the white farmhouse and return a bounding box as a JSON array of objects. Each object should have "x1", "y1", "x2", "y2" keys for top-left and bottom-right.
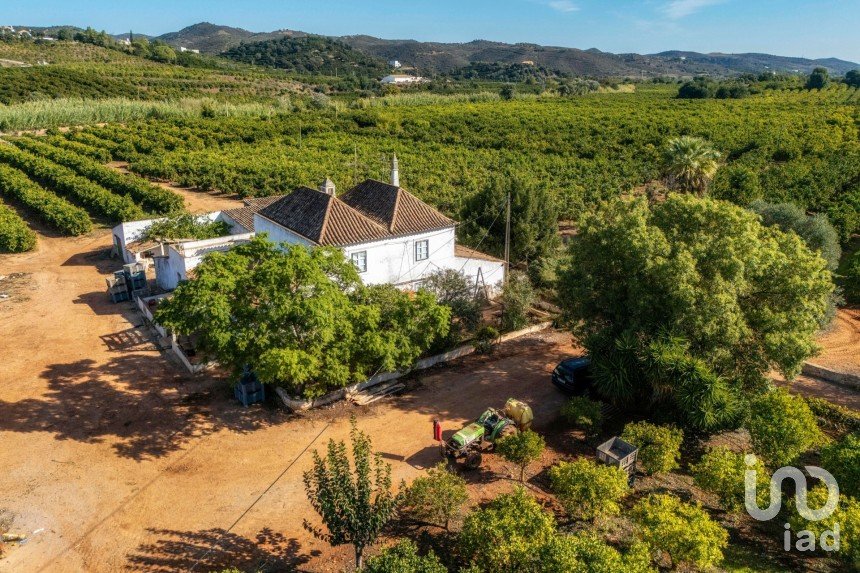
[
  {"x1": 381, "y1": 74, "x2": 425, "y2": 85},
  {"x1": 255, "y1": 158, "x2": 504, "y2": 292},
  {"x1": 112, "y1": 160, "x2": 504, "y2": 294}
]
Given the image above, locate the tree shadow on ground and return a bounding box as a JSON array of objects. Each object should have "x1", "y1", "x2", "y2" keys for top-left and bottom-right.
[
  {"x1": 0, "y1": 354, "x2": 288, "y2": 460},
  {"x1": 127, "y1": 527, "x2": 318, "y2": 572}
]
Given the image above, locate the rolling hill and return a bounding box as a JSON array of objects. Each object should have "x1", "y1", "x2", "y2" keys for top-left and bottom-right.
[{"x1": 12, "y1": 22, "x2": 860, "y2": 78}]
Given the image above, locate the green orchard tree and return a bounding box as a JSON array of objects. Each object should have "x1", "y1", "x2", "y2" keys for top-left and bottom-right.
[
  {"x1": 460, "y1": 487, "x2": 556, "y2": 570},
  {"x1": 460, "y1": 172, "x2": 560, "y2": 267},
  {"x1": 360, "y1": 540, "x2": 446, "y2": 573},
  {"x1": 549, "y1": 459, "x2": 630, "y2": 521},
  {"x1": 496, "y1": 429, "x2": 546, "y2": 482},
  {"x1": 558, "y1": 195, "x2": 833, "y2": 430},
  {"x1": 747, "y1": 388, "x2": 825, "y2": 467},
  {"x1": 691, "y1": 447, "x2": 769, "y2": 513},
  {"x1": 155, "y1": 236, "x2": 450, "y2": 398},
  {"x1": 632, "y1": 493, "x2": 729, "y2": 570},
  {"x1": 303, "y1": 420, "x2": 401, "y2": 570},
  {"x1": 401, "y1": 462, "x2": 469, "y2": 530}
]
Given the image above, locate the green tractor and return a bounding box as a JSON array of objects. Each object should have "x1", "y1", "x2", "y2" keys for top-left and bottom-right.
[{"x1": 443, "y1": 398, "x2": 533, "y2": 470}]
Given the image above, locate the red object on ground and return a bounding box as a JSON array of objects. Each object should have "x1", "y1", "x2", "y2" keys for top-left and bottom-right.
[{"x1": 433, "y1": 419, "x2": 442, "y2": 442}]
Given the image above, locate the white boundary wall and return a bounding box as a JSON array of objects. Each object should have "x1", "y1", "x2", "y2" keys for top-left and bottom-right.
[{"x1": 275, "y1": 321, "x2": 553, "y2": 411}]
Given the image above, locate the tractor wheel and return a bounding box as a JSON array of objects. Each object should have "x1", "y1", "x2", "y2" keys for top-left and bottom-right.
[{"x1": 465, "y1": 451, "x2": 483, "y2": 470}]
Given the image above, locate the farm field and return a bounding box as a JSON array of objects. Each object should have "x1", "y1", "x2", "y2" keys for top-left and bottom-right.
[{"x1": 6, "y1": 83, "x2": 855, "y2": 237}]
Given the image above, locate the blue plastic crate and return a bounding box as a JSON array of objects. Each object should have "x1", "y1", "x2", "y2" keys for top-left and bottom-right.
[{"x1": 234, "y1": 375, "x2": 265, "y2": 406}]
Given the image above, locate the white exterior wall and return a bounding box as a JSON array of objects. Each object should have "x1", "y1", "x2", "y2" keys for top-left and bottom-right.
[
  {"x1": 342, "y1": 226, "x2": 456, "y2": 287},
  {"x1": 112, "y1": 211, "x2": 236, "y2": 265},
  {"x1": 154, "y1": 232, "x2": 254, "y2": 291},
  {"x1": 456, "y1": 257, "x2": 506, "y2": 295}
]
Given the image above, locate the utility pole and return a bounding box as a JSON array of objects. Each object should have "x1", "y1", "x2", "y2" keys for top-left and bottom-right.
[{"x1": 503, "y1": 191, "x2": 511, "y2": 284}]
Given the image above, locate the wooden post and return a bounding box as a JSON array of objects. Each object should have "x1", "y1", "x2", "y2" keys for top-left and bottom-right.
[{"x1": 503, "y1": 191, "x2": 511, "y2": 284}]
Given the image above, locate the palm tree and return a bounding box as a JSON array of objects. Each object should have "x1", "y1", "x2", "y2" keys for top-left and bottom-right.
[{"x1": 662, "y1": 136, "x2": 721, "y2": 195}]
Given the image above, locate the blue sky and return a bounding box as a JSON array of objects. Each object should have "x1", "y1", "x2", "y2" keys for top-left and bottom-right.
[{"x1": 5, "y1": 0, "x2": 859, "y2": 62}]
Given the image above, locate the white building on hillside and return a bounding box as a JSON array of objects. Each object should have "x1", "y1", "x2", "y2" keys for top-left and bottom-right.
[
  {"x1": 381, "y1": 74, "x2": 425, "y2": 85},
  {"x1": 113, "y1": 159, "x2": 504, "y2": 294}
]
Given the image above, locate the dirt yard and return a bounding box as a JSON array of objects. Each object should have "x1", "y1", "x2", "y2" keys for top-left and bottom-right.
[
  {"x1": 0, "y1": 203, "x2": 576, "y2": 572},
  {"x1": 1, "y1": 189, "x2": 858, "y2": 572}
]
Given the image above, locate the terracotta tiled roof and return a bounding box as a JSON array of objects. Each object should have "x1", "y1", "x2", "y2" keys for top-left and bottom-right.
[
  {"x1": 339, "y1": 179, "x2": 455, "y2": 236},
  {"x1": 455, "y1": 244, "x2": 503, "y2": 263},
  {"x1": 257, "y1": 187, "x2": 390, "y2": 246},
  {"x1": 222, "y1": 195, "x2": 284, "y2": 232}
]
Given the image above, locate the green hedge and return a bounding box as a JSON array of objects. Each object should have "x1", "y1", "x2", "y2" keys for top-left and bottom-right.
[
  {"x1": 0, "y1": 199, "x2": 36, "y2": 252},
  {"x1": 0, "y1": 144, "x2": 142, "y2": 222},
  {"x1": 0, "y1": 163, "x2": 92, "y2": 235},
  {"x1": 12, "y1": 137, "x2": 183, "y2": 214},
  {"x1": 43, "y1": 135, "x2": 113, "y2": 163}
]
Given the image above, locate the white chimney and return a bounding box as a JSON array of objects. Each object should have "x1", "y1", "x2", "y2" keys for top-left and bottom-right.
[
  {"x1": 390, "y1": 154, "x2": 400, "y2": 187},
  {"x1": 319, "y1": 177, "x2": 336, "y2": 196}
]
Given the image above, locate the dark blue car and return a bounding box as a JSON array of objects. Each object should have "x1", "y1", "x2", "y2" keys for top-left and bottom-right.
[{"x1": 551, "y1": 357, "x2": 593, "y2": 395}]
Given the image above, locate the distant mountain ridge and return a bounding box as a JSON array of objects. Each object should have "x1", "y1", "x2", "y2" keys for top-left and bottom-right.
[{"x1": 17, "y1": 22, "x2": 860, "y2": 77}]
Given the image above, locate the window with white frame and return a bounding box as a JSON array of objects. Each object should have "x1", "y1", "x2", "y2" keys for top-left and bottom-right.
[
  {"x1": 351, "y1": 251, "x2": 367, "y2": 273},
  {"x1": 415, "y1": 239, "x2": 429, "y2": 261}
]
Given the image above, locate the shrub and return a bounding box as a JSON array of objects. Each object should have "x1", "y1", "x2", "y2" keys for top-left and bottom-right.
[
  {"x1": 401, "y1": 462, "x2": 469, "y2": 530},
  {"x1": 141, "y1": 213, "x2": 231, "y2": 241},
  {"x1": 421, "y1": 268, "x2": 483, "y2": 341},
  {"x1": 846, "y1": 250, "x2": 860, "y2": 303},
  {"x1": 360, "y1": 540, "x2": 446, "y2": 573},
  {"x1": 0, "y1": 200, "x2": 36, "y2": 252},
  {"x1": 632, "y1": 493, "x2": 729, "y2": 570},
  {"x1": 621, "y1": 422, "x2": 683, "y2": 475},
  {"x1": 691, "y1": 447, "x2": 768, "y2": 512},
  {"x1": 0, "y1": 163, "x2": 92, "y2": 235},
  {"x1": 806, "y1": 396, "x2": 860, "y2": 434},
  {"x1": 747, "y1": 388, "x2": 824, "y2": 467},
  {"x1": 560, "y1": 396, "x2": 603, "y2": 435},
  {"x1": 787, "y1": 484, "x2": 859, "y2": 568},
  {"x1": 496, "y1": 429, "x2": 546, "y2": 482},
  {"x1": 500, "y1": 270, "x2": 534, "y2": 332},
  {"x1": 460, "y1": 487, "x2": 556, "y2": 571},
  {"x1": 537, "y1": 533, "x2": 655, "y2": 573},
  {"x1": 549, "y1": 459, "x2": 630, "y2": 521},
  {"x1": 473, "y1": 325, "x2": 499, "y2": 354},
  {"x1": 820, "y1": 433, "x2": 860, "y2": 499}
]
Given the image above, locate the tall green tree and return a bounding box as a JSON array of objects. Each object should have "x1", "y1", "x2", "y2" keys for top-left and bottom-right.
[
  {"x1": 303, "y1": 420, "x2": 401, "y2": 570},
  {"x1": 806, "y1": 66, "x2": 830, "y2": 89},
  {"x1": 662, "y1": 136, "x2": 721, "y2": 195},
  {"x1": 155, "y1": 237, "x2": 450, "y2": 398},
  {"x1": 460, "y1": 173, "x2": 560, "y2": 267},
  {"x1": 558, "y1": 195, "x2": 833, "y2": 430}
]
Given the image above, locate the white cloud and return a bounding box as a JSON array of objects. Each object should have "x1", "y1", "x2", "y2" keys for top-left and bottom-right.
[
  {"x1": 662, "y1": 0, "x2": 724, "y2": 19},
  {"x1": 548, "y1": 1, "x2": 579, "y2": 13}
]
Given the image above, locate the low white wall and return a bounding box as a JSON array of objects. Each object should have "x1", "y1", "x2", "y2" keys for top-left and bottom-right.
[
  {"x1": 802, "y1": 362, "x2": 860, "y2": 391},
  {"x1": 275, "y1": 321, "x2": 553, "y2": 411}
]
